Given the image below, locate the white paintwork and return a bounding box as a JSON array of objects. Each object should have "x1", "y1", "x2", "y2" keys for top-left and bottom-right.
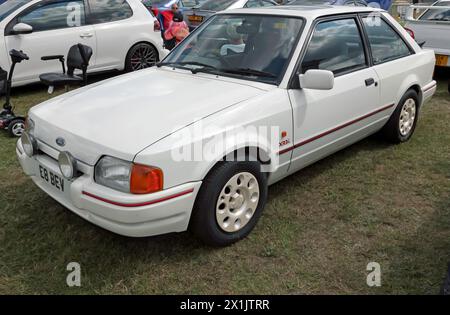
[
  {"x1": 404, "y1": 1, "x2": 450, "y2": 65},
  {"x1": 18, "y1": 6, "x2": 436, "y2": 238},
  {"x1": 0, "y1": 0, "x2": 167, "y2": 86}
]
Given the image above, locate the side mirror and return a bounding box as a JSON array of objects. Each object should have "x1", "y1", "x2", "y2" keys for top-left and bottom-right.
[
  {"x1": 12, "y1": 23, "x2": 33, "y2": 35},
  {"x1": 299, "y1": 69, "x2": 334, "y2": 90}
]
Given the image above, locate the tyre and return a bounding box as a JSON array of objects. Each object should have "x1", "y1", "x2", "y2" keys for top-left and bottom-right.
[
  {"x1": 381, "y1": 89, "x2": 419, "y2": 143},
  {"x1": 8, "y1": 118, "x2": 25, "y2": 137},
  {"x1": 125, "y1": 43, "x2": 158, "y2": 72},
  {"x1": 190, "y1": 161, "x2": 268, "y2": 247}
]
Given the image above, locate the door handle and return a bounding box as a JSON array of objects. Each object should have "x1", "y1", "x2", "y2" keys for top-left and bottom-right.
[
  {"x1": 365, "y1": 78, "x2": 378, "y2": 87},
  {"x1": 80, "y1": 33, "x2": 93, "y2": 38}
]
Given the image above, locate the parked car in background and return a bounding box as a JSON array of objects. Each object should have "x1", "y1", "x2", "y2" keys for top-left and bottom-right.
[
  {"x1": 17, "y1": 6, "x2": 436, "y2": 245},
  {"x1": 183, "y1": 0, "x2": 278, "y2": 30},
  {"x1": 286, "y1": 0, "x2": 393, "y2": 9},
  {"x1": 142, "y1": 0, "x2": 207, "y2": 15},
  {"x1": 404, "y1": 0, "x2": 450, "y2": 68},
  {"x1": 0, "y1": 0, "x2": 167, "y2": 87},
  {"x1": 286, "y1": 0, "x2": 367, "y2": 6}
]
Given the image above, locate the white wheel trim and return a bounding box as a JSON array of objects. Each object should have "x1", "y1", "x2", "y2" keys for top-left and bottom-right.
[
  {"x1": 399, "y1": 98, "x2": 416, "y2": 136},
  {"x1": 216, "y1": 172, "x2": 260, "y2": 233}
]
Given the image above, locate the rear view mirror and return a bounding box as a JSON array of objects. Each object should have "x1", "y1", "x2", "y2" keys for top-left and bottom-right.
[
  {"x1": 12, "y1": 23, "x2": 33, "y2": 35},
  {"x1": 299, "y1": 69, "x2": 334, "y2": 90}
]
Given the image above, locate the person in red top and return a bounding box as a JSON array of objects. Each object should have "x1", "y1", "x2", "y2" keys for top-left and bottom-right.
[
  {"x1": 164, "y1": 12, "x2": 190, "y2": 50},
  {"x1": 156, "y1": 3, "x2": 179, "y2": 49}
]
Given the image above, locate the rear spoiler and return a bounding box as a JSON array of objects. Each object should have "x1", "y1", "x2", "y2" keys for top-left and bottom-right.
[{"x1": 405, "y1": 5, "x2": 450, "y2": 22}]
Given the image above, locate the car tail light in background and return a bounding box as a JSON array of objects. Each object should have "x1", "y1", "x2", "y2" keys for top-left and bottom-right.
[
  {"x1": 404, "y1": 27, "x2": 415, "y2": 39},
  {"x1": 154, "y1": 19, "x2": 161, "y2": 32},
  {"x1": 130, "y1": 164, "x2": 163, "y2": 194}
]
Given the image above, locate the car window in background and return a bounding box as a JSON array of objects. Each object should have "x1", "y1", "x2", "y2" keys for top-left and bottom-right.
[
  {"x1": 198, "y1": 0, "x2": 239, "y2": 11},
  {"x1": 419, "y1": 1, "x2": 450, "y2": 21},
  {"x1": 181, "y1": 0, "x2": 201, "y2": 7},
  {"x1": 362, "y1": 16, "x2": 411, "y2": 64},
  {"x1": 18, "y1": 0, "x2": 85, "y2": 31},
  {"x1": 165, "y1": 14, "x2": 304, "y2": 84},
  {"x1": 301, "y1": 18, "x2": 366, "y2": 75},
  {"x1": 287, "y1": 0, "x2": 329, "y2": 5},
  {"x1": 88, "y1": 0, "x2": 133, "y2": 24},
  {"x1": 0, "y1": 0, "x2": 31, "y2": 22},
  {"x1": 245, "y1": 0, "x2": 277, "y2": 7}
]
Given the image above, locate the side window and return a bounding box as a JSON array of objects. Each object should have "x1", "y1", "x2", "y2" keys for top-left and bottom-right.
[
  {"x1": 88, "y1": 0, "x2": 133, "y2": 24},
  {"x1": 301, "y1": 18, "x2": 367, "y2": 75},
  {"x1": 362, "y1": 16, "x2": 411, "y2": 65},
  {"x1": 17, "y1": 0, "x2": 85, "y2": 32}
]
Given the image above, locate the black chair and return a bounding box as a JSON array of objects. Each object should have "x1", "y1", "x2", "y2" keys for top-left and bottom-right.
[{"x1": 39, "y1": 43, "x2": 93, "y2": 93}]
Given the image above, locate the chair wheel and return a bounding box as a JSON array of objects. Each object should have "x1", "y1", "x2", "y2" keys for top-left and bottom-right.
[{"x1": 8, "y1": 118, "x2": 25, "y2": 137}]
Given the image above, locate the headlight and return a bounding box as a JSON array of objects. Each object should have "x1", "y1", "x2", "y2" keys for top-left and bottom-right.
[
  {"x1": 21, "y1": 132, "x2": 38, "y2": 157},
  {"x1": 94, "y1": 156, "x2": 163, "y2": 194},
  {"x1": 58, "y1": 151, "x2": 77, "y2": 179},
  {"x1": 95, "y1": 156, "x2": 131, "y2": 193}
]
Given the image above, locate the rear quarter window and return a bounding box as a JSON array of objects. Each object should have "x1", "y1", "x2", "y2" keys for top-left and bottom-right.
[
  {"x1": 362, "y1": 15, "x2": 412, "y2": 65},
  {"x1": 88, "y1": 0, "x2": 133, "y2": 24}
]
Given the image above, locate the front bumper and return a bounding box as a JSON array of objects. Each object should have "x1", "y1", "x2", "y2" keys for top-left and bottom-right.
[{"x1": 16, "y1": 139, "x2": 202, "y2": 237}]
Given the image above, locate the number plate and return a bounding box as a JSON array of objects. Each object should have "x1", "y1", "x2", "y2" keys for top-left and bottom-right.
[
  {"x1": 38, "y1": 164, "x2": 65, "y2": 192},
  {"x1": 188, "y1": 15, "x2": 203, "y2": 23},
  {"x1": 436, "y1": 54, "x2": 449, "y2": 67}
]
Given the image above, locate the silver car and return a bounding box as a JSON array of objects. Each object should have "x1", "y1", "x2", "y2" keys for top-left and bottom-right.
[{"x1": 183, "y1": 0, "x2": 278, "y2": 30}]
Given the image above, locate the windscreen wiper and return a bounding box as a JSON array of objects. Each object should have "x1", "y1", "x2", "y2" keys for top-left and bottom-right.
[
  {"x1": 221, "y1": 68, "x2": 277, "y2": 78},
  {"x1": 157, "y1": 61, "x2": 219, "y2": 74}
]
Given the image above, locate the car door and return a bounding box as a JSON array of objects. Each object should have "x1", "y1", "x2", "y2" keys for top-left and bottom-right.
[
  {"x1": 85, "y1": 0, "x2": 133, "y2": 70},
  {"x1": 287, "y1": 16, "x2": 382, "y2": 172},
  {"x1": 4, "y1": 0, "x2": 97, "y2": 85}
]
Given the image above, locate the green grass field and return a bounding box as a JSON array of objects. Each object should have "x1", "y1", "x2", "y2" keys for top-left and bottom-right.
[{"x1": 0, "y1": 75, "x2": 449, "y2": 294}]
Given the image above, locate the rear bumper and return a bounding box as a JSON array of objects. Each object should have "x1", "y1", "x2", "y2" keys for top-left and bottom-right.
[
  {"x1": 16, "y1": 139, "x2": 201, "y2": 237},
  {"x1": 422, "y1": 80, "x2": 437, "y2": 104}
]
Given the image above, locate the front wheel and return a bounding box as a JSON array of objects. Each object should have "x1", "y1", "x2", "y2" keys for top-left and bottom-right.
[
  {"x1": 125, "y1": 43, "x2": 158, "y2": 72},
  {"x1": 190, "y1": 161, "x2": 268, "y2": 247},
  {"x1": 8, "y1": 118, "x2": 25, "y2": 137}
]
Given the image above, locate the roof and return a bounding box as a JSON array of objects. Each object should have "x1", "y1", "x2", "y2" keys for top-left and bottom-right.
[{"x1": 222, "y1": 5, "x2": 384, "y2": 19}]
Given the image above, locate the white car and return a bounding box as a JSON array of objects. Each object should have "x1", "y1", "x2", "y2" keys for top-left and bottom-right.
[
  {"x1": 0, "y1": 0, "x2": 167, "y2": 87},
  {"x1": 17, "y1": 6, "x2": 436, "y2": 246},
  {"x1": 404, "y1": 0, "x2": 450, "y2": 68}
]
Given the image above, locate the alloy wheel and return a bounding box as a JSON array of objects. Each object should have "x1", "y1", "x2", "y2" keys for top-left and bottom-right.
[{"x1": 216, "y1": 172, "x2": 260, "y2": 233}]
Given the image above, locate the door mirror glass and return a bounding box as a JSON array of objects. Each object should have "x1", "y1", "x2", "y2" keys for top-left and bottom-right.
[
  {"x1": 12, "y1": 23, "x2": 33, "y2": 35},
  {"x1": 299, "y1": 69, "x2": 334, "y2": 90}
]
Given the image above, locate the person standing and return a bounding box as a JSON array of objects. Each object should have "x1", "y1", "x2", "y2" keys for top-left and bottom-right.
[
  {"x1": 164, "y1": 12, "x2": 190, "y2": 50},
  {"x1": 157, "y1": 3, "x2": 180, "y2": 49}
]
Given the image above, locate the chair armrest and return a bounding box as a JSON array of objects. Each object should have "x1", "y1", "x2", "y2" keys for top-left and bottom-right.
[
  {"x1": 41, "y1": 55, "x2": 65, "y2": 74},
  {"x1": 41, "y1": 55, "x2": 64, "y2": 61}
]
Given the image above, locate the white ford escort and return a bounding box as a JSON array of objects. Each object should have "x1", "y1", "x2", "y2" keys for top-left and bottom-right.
[{"x1": 17, "y1": 6, "x2": 436, "y2": 246}]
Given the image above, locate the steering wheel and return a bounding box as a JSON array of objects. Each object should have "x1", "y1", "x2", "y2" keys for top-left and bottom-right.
[{"x1": 203, "y1": 51, "x2": 232, "y2": 68}]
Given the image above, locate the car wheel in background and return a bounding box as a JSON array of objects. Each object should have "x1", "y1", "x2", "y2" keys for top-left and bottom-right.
[
  {"x1": 125, "y1": 43, "x2": 158, "y2": 72},
  {"x1": 382, "y1": 89, "x2": 420, "y2": 143},
  {"x1": 190, "y1": 161, "x2": 268, "y2": 247},
  {"x1": 8, "y1": 118, "x2": 25, "y2": 137}
]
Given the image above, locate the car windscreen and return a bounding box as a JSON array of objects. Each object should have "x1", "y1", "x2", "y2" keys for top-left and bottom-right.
[
  {"x1": 163, "y1": 14, "x2": 304, "y2": 84},
  {"x1": 0, "y1": 0, "x2": 30, "y2": 22},
  {"x1": 419, "y1": 1, "x2": 450, "y2": 21},
  {"x1": 198, "y1": 0, "x2": 238, "y2": 11}
]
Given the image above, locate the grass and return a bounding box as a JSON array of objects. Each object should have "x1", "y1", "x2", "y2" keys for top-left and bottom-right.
[{"x1": 0, "y1": 73, "x2": 449, "y2": 294}]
